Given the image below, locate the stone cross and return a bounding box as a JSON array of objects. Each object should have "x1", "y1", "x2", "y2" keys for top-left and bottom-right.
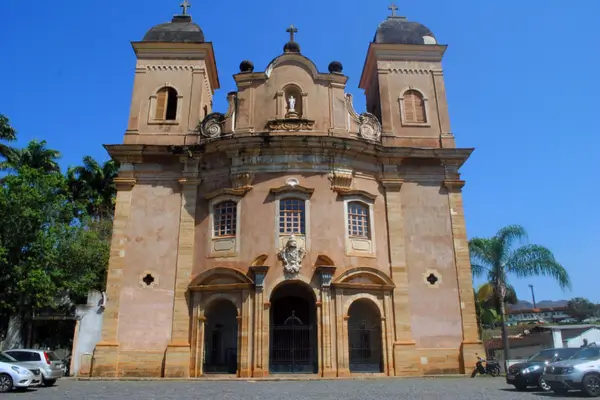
[
  {"x1": 180, "y1": 0, "x2": 191, "y2": 15},
  {"x1": 388, "y1": 3, "x2": 398, "y2": 17},
  {"x1": 286, "y1": 24, "x2": 298, "y2": 42}
]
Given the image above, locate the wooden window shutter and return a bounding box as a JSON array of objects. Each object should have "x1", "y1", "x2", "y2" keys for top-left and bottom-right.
[
  {"x1": 403, "y1": 92, "x2": 416, "y2": 123},
  {"x1": 155, "y1": 88, "x2": 167, "y2": 120},
  {"x1": 414, "y1": 93, "x2": 426, "y2": 123}
]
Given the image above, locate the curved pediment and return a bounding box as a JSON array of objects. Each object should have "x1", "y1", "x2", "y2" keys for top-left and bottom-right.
[
  {"x1": 333, "y1": 267, "x2": 394, "y2": 288},
  {"x1": 189, "y1": 267, "x2": 254, "y2": 287},
  {"x1": 266, "y1": 54, "x2": 320, "y2": 81}
]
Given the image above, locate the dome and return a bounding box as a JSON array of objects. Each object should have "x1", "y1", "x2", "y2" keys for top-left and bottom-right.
[
  {"x1": 373, "y1": 16, "x2": 437, "y2": 45},
  {"x1": 142, "y1": 15, "x2": 205, "y2": 43}
]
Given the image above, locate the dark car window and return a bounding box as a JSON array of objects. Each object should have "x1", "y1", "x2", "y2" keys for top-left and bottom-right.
[
  {"x1": 555, "y1": 348, "x2": 580, "y2": 360},
  {"x1": 46, "y1": 351, "x2": 60, "y2": 361},
  {"x1": 571, "y1": 347, "x2": 600, "y2": 360},
  {"x1": 5, "y1": 351, "x2": 27, "y2": 361},
  {"x1": 528, "y1": 350, "x2": 560, "y2": 362},
  {"x1": 0, "y1": 353, "x2": 16, "y2": 363}
]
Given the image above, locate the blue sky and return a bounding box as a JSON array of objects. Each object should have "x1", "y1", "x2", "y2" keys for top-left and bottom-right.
[{"x1": 1, "y1": 1, "x2": 598, "y2": 303}]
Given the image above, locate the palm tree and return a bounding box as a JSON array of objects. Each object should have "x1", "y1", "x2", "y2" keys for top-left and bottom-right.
[
  {"x1": 469, "y1": 224, "x2": 571, "y2": 370},
  {"x1": 474, "y1": 283, "x2": 518, "y2": 337},
  {"x1": 0, "y1": 114, "x2": 17, "y2": 165},
  {"x1": 67, "y1": 156, "x2": 119, "y2": 221},
  {"x1": 2, "y1": 139, "x2": 61, "y2": 173}
]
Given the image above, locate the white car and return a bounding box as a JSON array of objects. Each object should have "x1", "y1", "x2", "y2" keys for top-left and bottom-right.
[{"x1": 0, "y1": 354, "x2": 36, "y2": 392}]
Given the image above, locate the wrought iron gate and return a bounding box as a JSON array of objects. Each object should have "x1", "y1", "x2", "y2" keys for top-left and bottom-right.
[
  {"x1": 348, "y1": 321, "x2": 383, "y2": 372},
  {"x1": 270, "y1": 311, "x2": 316, "y2": 373}
]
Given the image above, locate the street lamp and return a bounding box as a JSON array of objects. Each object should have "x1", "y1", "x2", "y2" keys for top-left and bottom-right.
[{"x1": 529, "y1": 284, "x2": 537, "y2": 308}]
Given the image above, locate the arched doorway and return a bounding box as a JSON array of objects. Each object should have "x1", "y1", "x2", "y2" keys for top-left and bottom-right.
[
  {"x1": 348, "y1": 299, "x2": 383, "y2": 373},
  {"x1": 269, "y1": 282, "x2": 317, "y2": 374},
  {"x1": 203, "y1": 299, "x2": 238, "y2": 374}
]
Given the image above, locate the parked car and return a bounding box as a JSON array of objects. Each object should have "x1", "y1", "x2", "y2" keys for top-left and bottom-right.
[
  {"x1": 3, "y1": 349, "x2": 63, "y2": 386},
  {"x1": 507, "y1": 347, "x2": 580, "y2": 391},
  {"x1": 0, "y1": 353, "x2": 36, "y2": 393},
  {"x1": 543, "y1": 346, "x2": 600, "y2": 396},
  {"x1": 0, "y1": 353, "x2": 42, "y2": 386}
]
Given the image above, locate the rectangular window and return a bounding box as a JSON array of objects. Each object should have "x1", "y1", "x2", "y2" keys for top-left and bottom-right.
[
  {"x1": 213, "y1": 201, "x2": 237, "y2": 237},
  {"x1": 279, "y1": 198, "x2": 305, "y2": 234},
  {"x1": 347, "y1": 202, "x2": 370, "y2": 238}
]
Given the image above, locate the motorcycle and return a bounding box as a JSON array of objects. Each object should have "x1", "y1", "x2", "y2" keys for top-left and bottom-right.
[{"x1": 470, "y1": 354, "x2": 501, "y2": 378}]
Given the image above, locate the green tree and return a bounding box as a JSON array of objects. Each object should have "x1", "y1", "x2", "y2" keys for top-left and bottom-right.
[
  {"x1": 2, "y1": 139, "x2": 61, "y2": 173},
  {"x1": 67, "y1": 156, "x2": 119, "y2": 221},
  {"x1": 0, "y1": 114, "x2": 17, "y2": 165},
  {"x1": 469, "y1": 225, "x2": 571, "y2": 368},
  {"x1": 567, "y1": 297, "x2": 599, "y2": 322},
  {"x1": 0, "y1": 166, "x2": 110, "y2": 317}
]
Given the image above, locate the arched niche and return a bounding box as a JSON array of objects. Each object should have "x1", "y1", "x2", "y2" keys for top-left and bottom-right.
[{"x1": 283, "y1": 84, "x2": 304, "y2": 118}]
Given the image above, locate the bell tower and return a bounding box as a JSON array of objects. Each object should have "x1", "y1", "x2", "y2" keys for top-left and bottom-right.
[
  {"x1": 124, "y1": 1, "x2": 219, "y2": 144},
  {"x1": 359, "y1": 4, "x2": 454, "y2": 148}
]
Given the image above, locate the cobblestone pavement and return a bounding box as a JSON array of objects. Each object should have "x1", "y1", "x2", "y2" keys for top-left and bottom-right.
[{"x1": 3, "y1": 377, "x2": 575, "y2": 399}]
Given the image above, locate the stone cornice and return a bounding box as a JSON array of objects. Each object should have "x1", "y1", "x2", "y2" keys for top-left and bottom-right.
[
  {"x1": 114, "y1": 178, "x2": 137, "y2": 191},
  {"x1": 131, "y1": 41, "x2": 220, "y2": 91},
  {"x1": 334, "y1": 189, "x2": 377, "y2": 201},
  {"x1": 104, "y1": 139, "x2": 473, "y2": 169},
  {"x1": 269, "y1": 184, "x2": 314, "y2": 196},
  {"x1": 443, "y1": 179, "x2": 466, "y2": 192},
  {"x1": 359, "y1": 43, "x2": 447, "y2": 90},
  {"x1": 205, "y1": 187, "x2": 252, "y2": 200}
]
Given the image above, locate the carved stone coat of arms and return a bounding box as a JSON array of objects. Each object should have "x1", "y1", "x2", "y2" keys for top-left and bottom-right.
[{"x1": 278, "y1": 235, "x2": 306, "y2": 275}]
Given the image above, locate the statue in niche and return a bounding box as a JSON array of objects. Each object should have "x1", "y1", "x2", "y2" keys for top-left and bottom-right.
[
  {"x1": 288, "y1": 95, "x2": 296, "y2": 112},
  {"x1": 278, "y1": 234, "x2": 306, "y2": 275}
]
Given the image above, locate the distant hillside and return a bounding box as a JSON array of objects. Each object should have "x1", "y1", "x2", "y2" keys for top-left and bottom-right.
[{"x1": 507, "y1": 300, "x2": 568, "y2": 310}]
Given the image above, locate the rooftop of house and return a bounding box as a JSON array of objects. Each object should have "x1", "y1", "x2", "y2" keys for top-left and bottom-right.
[{"x1": 507, "y1": 307, "x2": 569, "y2": 315}]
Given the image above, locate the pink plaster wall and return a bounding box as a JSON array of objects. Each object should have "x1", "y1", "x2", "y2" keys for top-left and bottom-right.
[
  {"x1": 401, "y1": 182, "x2": 463, "y2": 348},
  {"x1": 118, "y1": 182, "x2": 182, "y2": 351}
]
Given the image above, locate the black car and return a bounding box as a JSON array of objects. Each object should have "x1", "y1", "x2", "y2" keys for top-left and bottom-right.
[{"x1": 506, "y1": 348, "x2": 580, "y2": 391}]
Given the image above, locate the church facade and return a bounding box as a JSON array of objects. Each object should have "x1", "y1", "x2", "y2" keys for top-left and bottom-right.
[{"x1": 91, "y1": 4, "x2": 483, "y2": 378}]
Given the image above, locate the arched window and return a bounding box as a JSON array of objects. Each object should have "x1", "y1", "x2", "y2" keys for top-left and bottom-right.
[
  {"x1": 155, "y1": 87, "x2": 178, "y2": 121},
  {"x1": 347, "y1": 201, "x2": 370, "y2": 238},
  {"x1": 279, "y1": 198, "x2": 305, "y2": 234},
  {"x1": 402, "y1": 90, "x2": 426, "y2": 124},
  {"x1": 213, "y1": 201, "x2": 237, "y2": 237}
]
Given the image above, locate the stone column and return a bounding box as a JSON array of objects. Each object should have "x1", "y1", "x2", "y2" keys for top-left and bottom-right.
[
  {"x1": 443, "y1": 179, "x2": 485, "y2": 372},
  {"x1": 238, "y1": 289, "x2": 252, "y2": 377},
  {"x1": 317, "y1": 266, "x2": 336, "y2": 378},
  {"x1": 250, "y1": 266, "x2": 269, "y2": 377},
  {"x1": 92, "y1": 175, "x2": 136, "y2": 377},
  {"x1": 164, "y1": 159, "x2": 201, "y2": 378},
  {"x1": 380, "y1": 177, "x2": 419, "y2": 375}
]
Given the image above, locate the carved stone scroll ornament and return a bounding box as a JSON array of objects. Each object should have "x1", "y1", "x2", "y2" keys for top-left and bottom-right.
[
  {"x1": 199, "y1": 112, "x2": 225, "y2": 138},
  {"x1": 198, "y1": 92, "x2": 237, "y2": 138},
  {"x1": 345, "y1": 93, "x2": 382, "y2": 141},
  {"x1": 278, "y1": 235, "x2": 306, "y2": 275},
  {"x1": 266, "y1": 118, "x2": 315, "y2": 131}
]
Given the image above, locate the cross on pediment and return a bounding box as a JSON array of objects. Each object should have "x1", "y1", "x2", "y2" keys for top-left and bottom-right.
[
  {"x1": 286, "y1": 24, "x2": 298, "y2": 42},
  {"x1": 180, "y1": 0, "x2": 191, "y2": 15},
  {"x1": 388, "y1": 3, "x2": 399, "y2": 17}
]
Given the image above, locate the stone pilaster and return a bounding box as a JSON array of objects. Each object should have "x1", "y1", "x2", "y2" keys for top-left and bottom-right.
[
  {"x1": 317, "y1": 266, "x2": 336, "y2": 378},
  {"x1": 380, "y1": 177, "x2": 419, "y2": 375},
  {"x1": 238, "y1": 289, "x2": 252, "y2": 377},
  {"x1": 444, "y1": 179, "x2": 484, "y2": 372},
  {"x1": 250, "y1": 266, "x2": 269, "y2": 377},
  {"x1": 92, "y1": 175, "x2": 136, "y2": 377},
  {"x1": 164, "y1": 158, "x2": 201, "y2": 378}
]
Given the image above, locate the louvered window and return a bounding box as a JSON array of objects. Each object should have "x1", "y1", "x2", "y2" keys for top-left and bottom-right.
[
  {"x1": 403, "y1": 90, "x2": 426, "y2": 124},
  {"x1": 155, "y1": 87, "x2": 178, "y2": 120}
]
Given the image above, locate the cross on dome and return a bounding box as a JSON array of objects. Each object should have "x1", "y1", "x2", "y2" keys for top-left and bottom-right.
[
  {"x1": 286, "y1": 24, "x2": 298, "y2": 42},
  {"x1": 180, "y1": 0, "x2": 191, "y2": 15},
  {"x1": 388, "y1": 3, "x2": 398, "y2": 17}
]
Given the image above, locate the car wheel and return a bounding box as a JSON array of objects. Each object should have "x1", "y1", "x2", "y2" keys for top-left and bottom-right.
[
  {"x1": 514, "y1": 383, "x2": 527, "y2": 391},
  {"x1": 0, "y1": 374, "x2": 13, "y2": 393},
  {"x1": 582, "y1": 374, "x2": 600, "y2": 397},
  {"x1": 538, "y1": 376, "x2": 551, "y2": 392},
  {"x1": 42, "y1": 378, "x2": 56, "y2": 387}
]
